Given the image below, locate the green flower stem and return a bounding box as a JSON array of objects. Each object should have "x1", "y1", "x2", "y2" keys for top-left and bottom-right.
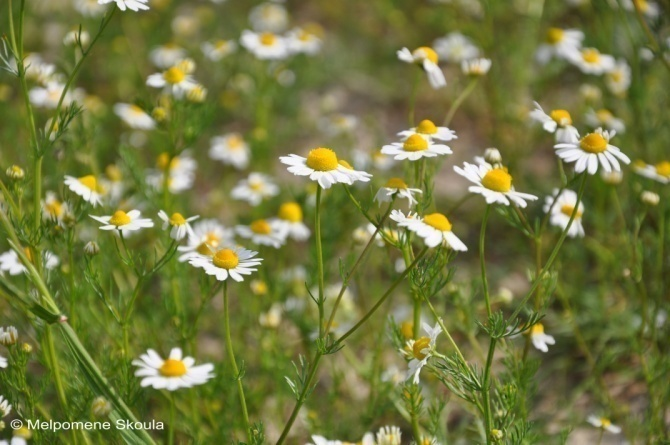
[
  {"x1": 168, "y1": 392, "x2": 176, "y2": 445},
  {"x1": 223, "y1": 281, "x2": 252, "y2": 443},
  {"x1": 315, "y1": 185, "x2": 326, "y2": 338},
  {"x1": 43, "y1": 324, "x2": 75, "y2": 443},
  {"x1": 421, "y1": 291, "x2": 468, "y2": 367},
  {"x1": 408, "y1": 70, "x2": 421, "y2": 127},
  {"x1": 443, "y1": 77, "x2": 479, "y2": 126},
  {"x1": 482, "y1": 337, "x2": 497, "y2": 445},
  {"x1": 480, "y1": 205, "x2": 492, "y2": 317}
]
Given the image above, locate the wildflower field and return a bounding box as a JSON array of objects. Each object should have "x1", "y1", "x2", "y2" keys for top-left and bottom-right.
[{"x1": 0, "y1": 0, "x2": 669, "y2": 443}]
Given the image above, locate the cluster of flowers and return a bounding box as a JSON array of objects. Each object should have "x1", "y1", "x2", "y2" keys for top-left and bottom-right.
[{"x1": 308, "y1": 425, "x2": 403, "y2": 445}]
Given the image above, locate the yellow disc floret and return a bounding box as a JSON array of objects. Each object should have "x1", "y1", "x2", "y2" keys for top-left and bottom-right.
[
  {"x1": 278, "y1": 202, "x2": 303, "y2": 222},
  {"x1": 529, "y1": 323, "x2": 545, "y2": 335},
  {"x1": 212, "y1": 248, "x2": 239, "y2": 270},
  {"x1": 654, "y1": 161, "x2": 670, "y2": 177},
  {"x1": 385, "y1": 177, "x2": 408, "y2": 189},
  {"x1": 109, "y1": 210, "x2": 131, "y2": 227},
  {"x1": 44, "y1": 200, "x2": 63, "y2": 218},
  {"x1": 338, "y1": 160, "x2": 354, "y2": 170},
  {"x1": 169, "y1": 212, "x2": 186, "y2": 226},
  {"x1": 560, "y1": 205, "x2": 582, "y2": 218},
  {"x1": 416, "y1": 119, "x2": 438, "y2": 135},
  {"x1": 546, "y1": 27, "x2": 564, "y2": 44},
  {"x1": 260, "y1": 32, "x2": 277, "y2": 46},
  {"x1": 550, "y1": 109, "x2": 572, "y2": 126},
  {"x1": 579, "y1": 133, "x2": 608, "y2": 153},
  {"x1": 423, "y1": 213, "x2": 452, "y2": 232},
  {"x1": 305, "y1": 147, "x2": 338, "y2": 171},
  {"x1": 157, "y1": 152, "x2": 180, "y2": 170},
  {"x1": 163, "y1": 66, "x2": 186, "y2": 84},
  {"x1": 582, "y1": 48, "x2": 600, "y2": 64},
  {"x1": 403, "y1": 134, "x2": 429, "y2": 152},
  {"x1": 414, "y1": 46, "x2": 438, "y2": 65},
  {"x1": 196, "y1": 233, "x2": 221, "y2": 256},
  {"x1": 481, "y1": 168, "x2": 512, "y2": 192},
  {"x1": 250, "y1": 219, "x2": 272, "y2": 235},
  {"x1": 159, "y1": 358, "x2": 187, "y2": 377},
  {"x1": 412, "y1": 336, "x2": 431, "y2": 360},
  {"x1": 78, "y1": 175, "x2": 98, "y2": 191}
]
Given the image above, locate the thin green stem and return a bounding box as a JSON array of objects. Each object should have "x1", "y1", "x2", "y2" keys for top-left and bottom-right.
[
  {"x1": 421, "y1": 293, "x2": 468, "y2": 366},
  {"x1": 315, "y1": 185, "x2": 325, "y2": 338},
  {"x1": 480, "y1": 205, "x2": 492, "y2": 317},
  {"x1": 443, "y1": 78, "x2": 479, "y2": 126},
  {"x1": 168, "y1": 392, "x2": 176, "y2": 445},
  {"x1": 481, "y1": 337, "x2": 497, "y2": 445}
]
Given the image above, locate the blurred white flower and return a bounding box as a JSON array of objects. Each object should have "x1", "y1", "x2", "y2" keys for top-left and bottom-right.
[
  {"x1": 397, "y1": 46, "x2": 446, "y2": 89},
  {"x1": 98, "y1": 0, "x2": 149, "y2": 12},
  {"x1": 544, "y1": 189, "x2": 585, "y2": 238},
  {"x1": 535, "y1": 27, "x2": 583, "y2": 64},
  {"x1": 433, "y1": 32, "x2": 480, "y2": 63}
]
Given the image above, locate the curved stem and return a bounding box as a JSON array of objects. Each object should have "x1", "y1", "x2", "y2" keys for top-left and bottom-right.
[
  {"x1": 482, "y1": 337, "x2": 497, "y2": 445},
  {"x1": 443, "y1": 78, "x2": 479, "y2": 126},
  {"x1": 480, "y1": 205, "x2": 492, "y2": 317},
  {"x1": 315, "y1": 185, "x2": 325, "y2": 338}
]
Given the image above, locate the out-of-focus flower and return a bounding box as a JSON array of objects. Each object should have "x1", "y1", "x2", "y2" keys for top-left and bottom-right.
[
  {"x1": 433, "y1": 32, "x2": 480, "y2": 63},
  {"x1": 585, "y1": 109, "x2": 625, "y2": 133},
  {"x1": 461, "y1": 57, "x2": 491, "y2": 76},
  {"x1": 90, "y1": 209, "x2": 154, "y2": 235},
  {"x1": 535, "y1": 27, "x2": 583, "y2": 64},
  {"x1": 0, "y1": 249, "x2": 59, "y2": 276},
  {"x1": 64, "y1": 175, "x2": 105, "y2": 206},
  {"x1": 236, "y1": 219, "x2": 286, "y2": 249},
  {"x1": 374, "y1": 178, "x2": 423, "y2": 206},
  {"x1": 240, "y1": 30, "x2": 290, "y2": 60},
  {"x1": 209, "y1": 133, "x2": 250, "y2": 170},
  {"x1": 569, "y1": 48, "x2": 616, "y2": 75},
  {"x1": 270, "y1": 202, "x2": 310, "y2": 241},
  {"x1": 397, "y1": 46, "x2": 446, "y2": 89},
  {"x1": 201, "y1": 40, "x2": 237, "y2": 61},
  {"x1": 98, "y1": 0, "x2": 150, "y2": 12},
  {"x1": 146, "y1": 152, "x2": 197, "y2": 194},
  {"x1": 231, "y1": 173, "x2": 279, "y2": 206},
  {"x1": 286, "y1": 27, "x2": 322, "y2": 55},
  {"x1": 544, "y1": 189, "x2": 585, "y2": 238},
  {"x1": 587, "y1": 416, "x2": 622, "y2": 434},
  {"x1": 530, "y1": 102, "x2": 579, "y2": 143},
  {"x1": 633, "y1": 160, "x2": 670, "y2": 184},
  {"x1": 640, "y1": 190, "x2": 660, "y2": 206},
  {"x1": 177, "y1": 219, "x2": 234, "y2": 261},
  {"x1": 149, "y1": 43, "x2": 187, "y2": 69},
  {"x1": 113, "y1": 103, "x2": 156, "y2": 130},
  {"x1": 605, "y1": 60, "x2": 632, "y2": 96},
  {"x1": 146, "y1": 64, "x2": 198, "y2": 99},
  {"x1": 63, "y1": 29, "x2": 90, "y2": 46},
  {"x1": 249, "y1": 2, "x2": 289, "y2": 32}
]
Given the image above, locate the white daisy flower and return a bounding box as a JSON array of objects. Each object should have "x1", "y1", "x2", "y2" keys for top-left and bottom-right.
[
  {"x1": 374, "y1": 178, "x2": 423, "y2": 206},
  {"x1": 64, "y1": 175, "x2": 105, "y2": 206},
  {"x1": 177, "y1": 219, "x2": 234, "y2": 261},
  {"x1": 280, "y1": 147, "x2": 371, "y2": 189},
  {"x1": 585, "y1": 109, "x2": 625, "y2": 134},
  {"x1": 554, "y1": 128, "x2": 630, "y2": 175},
  {"x1": 0, "y1": 327, "x2": 18, "y2": 346},
  {"x1": 149, "y1": 43, "x2": 186, "y2": 69},
  {"x1": 146, "y1": 152, "x2": 197, "y2": 194},
  {"x1": 236, "y1": 219, "x2": 286, "y2": 249},
  {"x1": 544, "y1": 189, "x2": 585, "y2": 238},
  {"x1": 529, "y1": 102, "x2": 579, "y2": 143},
  {"x1": 601, "y1": 169, "x2": 624, "y2": 185},
  {"x1": 336, "y1": 159, "x2": 373, "y2": 184},
  {"x1": 146, "y1": 64, "x2": 197, "y2": 99},
  {"x1": 201, "y1": 39, "x2": 237, "y2": 61},
  {"x1": 0, "y1": 249, "x2": 59, "y2": 276},
  {"x1": 132, "y1": 348, "x2": 214, "y2": 391},
  {"x1": 433, "y1": 32, "x2": 480, "y2": 63},
  {"x1": 98, "y1": 0, "x2": 149, "y2": 12},
  {"x1": 270, "y1": 202, "x2": 310, "y2": 241},
  {"x1": 189, "y1": 246, "x2": 263, "y2": 282},
  {"x1": 90, "y1": 209, "x2": 154, "y2": 235},
  {"x1": 605, "y1": 59, "x2": 632, "y2": 96},
  {"x1": 587, "y1": 416, "x2": 622, "y2": 434},
  {"x1": 248, "y1": 2, "x2": 289, "y2": 33},
  {"x1": 259, "y1": 303, "x2": 282, "y2": 328},
  {"x1": 393, "y1": 210, "x2": 467, "y2": 251},
  {"x1": 0, "y1": 395, "x2": 11, "y2": 416},
  {"x1": 376, "y1": 426, "x2": 402, "y2": 445},
  {"x1": 403, "y1": 321, "x2": 442, "y2": 384},
  {"x1": 158, "y1": 211, "x2": 198, "y2": 241},
  {"x1": 209, "y1": 133, "x2": 250, "y2": 170},
  {"x1": 632, "y1": 160, "x2": 670, "y2": 184},
  {"x1": 461, "y1": 57, "x2": 491, "y2": 76},
  {"x1": 286, "y1": 27, "x2": 322, "y2": 55},
  {"x1": 621, "y1": 0, "x2": 660, "y2": 18},
  {"x1": 527, "y1": 323, "x2": 556, "y2": 353},
  {"x1": 0, "y1": 355, "x2": 7, "y2": 369},
  {"x1": 535, "y1": 27, "x2": 584, "y2": 64},
  {"x1": 569, "y1": 47, "x2": 616, "y2": 75},
  {"x1": 74, "y1": 0, "x2": 106, "y2": 16},
  {"x1": 41, "y1": 191, "x2": 69, "y2": 224},
  {"x1": 397, "y1": 119, "x2": 457, "y2": 142},
  {"x1": 240, "y1": 30, "x2": 290, "y2": 60},
  {"x1": 454, "y1": 161, "x2": 538, "y2": 207},
  {"x1": 113, "y1": 103, "x2": 156, "y2": 130},
  {"x1": 29, "y1": 82, "x2": 77, "y2": 109},
  {"x1": 397, "y1": 46, "x2": 446, "y2": 89},
  {"x1": 382, "y1": 134, "x2": 452, "y2": 161},
  {"x1": 230, "y1": 172, "x2": 279, "y2": 206}
]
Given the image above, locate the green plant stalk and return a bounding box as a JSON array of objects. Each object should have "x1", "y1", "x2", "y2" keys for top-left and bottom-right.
[
  {"x1": 223, "y1": 281, "x2": 252, "y2": 443},
  {"x1": 168, "y1": 392, "x2": 176, "y2": 445},
  {"x1": 480, "y1": 205, "x2": 492, "y2": 317},
  {"x1": 408, "y1": 70, "x2": 421, "y2": 127},
  {"x1": 315, "y1": 185, "x2": 326, "y2": 338},
  {"x1": 443, "y1": 77, "x2": 479, "y2": 126},
  {"x1": 421, "y1": 292, "x2": 468, "y2": 367},
  {"x1": 481, "y1": 337, "x2": 497, "y2": 445},
  {"x1": 410, "y1": 391, "x2": 423, "y2": 444}
]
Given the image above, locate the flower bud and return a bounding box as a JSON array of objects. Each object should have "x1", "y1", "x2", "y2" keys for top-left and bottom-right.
[
  {"x1": 6, "y1": 165, "x2": 25, "y2": 180},
  {"x1": 84, "y1": 241, "x2": 100, "y2": 256},
  {"x1": 641, "y1": 191, "x2": 659, "y2": 206}
]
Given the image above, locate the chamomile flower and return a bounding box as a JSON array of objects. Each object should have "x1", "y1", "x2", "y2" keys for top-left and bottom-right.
[
  {"x1": 585, "y1": 109, "x2": 625, "y2": 133},
  {"x1": 337, "y1": 159, "x2": 373, "y2": 184},
  {"x1": 403, "y1": 321, "x2": 442, "y2": 384},
  {"x1": 280, "y1": 147, "x2": 371, "y2": 189},
  {"x1": 189, "y1": 246, "x2": 263, "y2": 282},
  {"x1": 570, "y1": 47, "x2": 616, "y2": 75},
  {"x1": 64, "y1": 175, "x2": 105, "y2": 206},
  {"x1": 113, "y1": 103, "x2": 156, "y2": 130},
  {"x1": 526, "y1": 323, "x2": 556, "y2": 352},
  {"x1": 240, "y1": 30, "x2": 290, "y2": 60},
  {"x1": 248, "y1": 2, "x2": 289, "y2": 33},
  {"x1": 394, "y1": 210, "x2": 467, "y2": 251},
  {"x1": 587, "y1": 416, "x2": 622, "y2": 434},
  {"x1": 397, "y1": 119, "x2": 457, "y2": 142},
  {"x1": 544, "y1": 189, "x2": 585, "y2": 238},
  {"x1": 633, "y1": 160, "x2": 670, "y2": 184},
  {"x1": 209, "y1": 133, "x2": 250, "y2": 170},
  {"x1": 146, "y1": 64, "x2": 198, "y2": 99},
  {"x1": 270, "y1": 202, "x2": 310, "y2": 241},
  {"x1": 382, "y1": 134, "x2": 452, "y2": 161},
  {"x1": 259, "y1": 303, "x2": 283, "y2": 328},
  {"x1": 454, "y1": 162, "x2": 538, "y2": 207},
  {"x1": 0, "y1": 395, "x2": 11, "y2": 416},
  {"x1": 529, "y1": 102, "x2": 579, "y2": 143},
  {"x1": 397, "y1": 46, "x2": 446, "y2": 89},
  {"x1": 41, "y1": 192, "x2": 69, "y2": 224},
  {"x1": 132, "y1": 348, "x2": 214, "y2": 391},
  {"x1": 29, "y1": 82, "x2": 78, "y2": 108},
  {"x1": 376, "y1": 426, "x2": 402, "y2": 445},
  {"x1": 621, "y1": 0, "x2": 660, "y2": 18},
  {"x1": 149, "y1": 43, "x2": 186, "y2": 69},
  {"x1": 374, "y1": 178, "x2": 423, "y2": 206},
  {"x1": 231, "y1": 172, "x2": 280, "y2": 206},
  {"x1": 605, "y1": 60, "x2": 632, "y2": 96},
  {"x1": 433, "y1": 32, "x2": 480, "y2": 63},
  {"x1": 286, "y1": 27, "x2": 322, "y2": 55},
  {"x1": 0, "y1": 355, "x2": 7, "y2": 368},
  {"x1": 146, "y1": 152, "x2": 197, "y2": 194},
  {"x1": 177, "y1": 219, "x2": 234, "y2": 261},
  {"x1": 236, "y1": 219, "x2": 286, "y2": 249},
  {"x1": 90, "y1": 209, "x2": 154, "y2": 234},
  {"x1": 0, "y1": 249, "x2": 59, "y2": 276},
  {"x1": 461, "y1": 57, "x2": 491, "y2": 76},
  {"x1": 554, "y1": 128, "x2": 630, "y2": 174},
  {"x1": 74, "y1": 0, "x2": 106, "y2": 16},
  {"x1": 98, "y1": 0, "x2": 149, "y2": 12},
  {"x1": 0, "y1": 327, "x2": 18, "y2": 346},
  {"x1": 201, "y1": 40, "x2": 237, "y2": 61},
  {"x1": 158, "y1": 211, "x2": 198, "y2": 241},
  {"x1": 535, "y1": 27, "x2": 584, "y2": 64}
]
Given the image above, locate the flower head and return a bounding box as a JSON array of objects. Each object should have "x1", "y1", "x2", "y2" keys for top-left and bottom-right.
[
  {"x1": 132, "y1": 348, "x2": 214, "y2": 391},
  {"x1": 402, "y1": 321, "x2": 442, "y2": 384},
  {"x1": 0, "y1": 327, "x2": 18, "y2": 346},
  {"x1": 587, "y1": 416, "x2": 622, "y2": 434},
  {"x1": 177, "y1": 219, "x2": 234, "y2": 261},
  {"x1": 397, "y1": 47, "x2": 446, "y2": 89},
  {"x1": 454, "y1": 161, "x2": 538, "y2": 207},
  {"x1": 280, "y1": 147, "x2": 372, "y2": 189},
  {"x1": 113, "y1": 103, "x2": 156, "y2": 130},
  {"x1": 570, "y1": 47, "x2": 616, "y2": 75},
  {"x1": 397, "y1": 119, "x2": 457, "y2": 142},
  {"x1": 0, "y1": 395, "x2": 11, "y2": 416},
  {"x1": 240, "y1": 30, "x2": 290, "y2": 60},
  {"x1": 270, "y1": 202, "x2": 311, "y2": 241},
  {"x1": 189, "y1": 246, "x2": 263, "y2": 282},
  {"x1": 529, "y1": 102, "x2": 579, "y2": 143},
  {"x1": 544, "y1": 189, "x2": 585, "y2": 238},
  {"x1": 146, "y1": 63, "x2": 198, "y2": 99},
  {"x1": 376, "y1": 426, "x2": 402, "y2": 445},
  {"x1": 236, "y1": 219, "x2": 286, "y2": 249},
  {"x1": 585, "y1": 109, "x2": 625, "y2": 134},
  {"x1": 554, "y1": 128, "x2": 630, "y2": 175},
  {"x1": 461, "y1": 57, "x2": 492, "y2": 76},
  {"x1": 231, "y1": 173, "x2": 279, "y2": 206},
  {"x1": 158, "y1": 211, "x2": 198, "y2": 241},
  {"x1": 382, "y1": 134, "x2": 453, "y2": 162},
  {"x1": 374, "y1": 178, "x2": 423, "y2": 206},
  {"x1": 98, "y1": 0, "x2": 149, "y2": 12},
  {"x1": 633, "y1": 160, "x2": 670, "y2": 184},
  {"x1": 392, "y1": 210, "x2": 467, "y2": 251},
  {"x1": 90, "y1": 209, "x2": 154, "y2": 234},
  {"x1": 433, "y1": 32, "x2": 480, "y2": 63},
  {"x1": 526, "y1": 323, "x2": 556, "y2": 352},
  {"x1": 209, "y1": 133, "x2": 250, "y2": 170},
  {"x1": 535, "y1": 27, "x2": 584, "y2": 64},
  {"x1": 0, "y1": 249, "x2": 59, "y2": 276},
  {"x1": 149, "y1": 43, "x2": 186, "y2": 69},
  {"x1": 64, "y1": 175, "x2": 105, "y2": 206}
]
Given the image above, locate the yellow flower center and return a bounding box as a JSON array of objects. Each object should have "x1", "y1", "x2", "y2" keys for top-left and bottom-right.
[
  {"x1": 634, "y1": 0, "x2": 648, "y2": 11},
  {"x1": 600, "y1": 418, "x2": 612, "y2": 428},
  {"x1": 582, "y1": 48, "x2": 600, "y2": 64},
  {"x1": 416, "y1": 119, "x2": 438, "y2": 134},
  {"x1": 423, "y1": 213, "x2": 452, "y2": 232},
  {"x1": 400, "y1": 321, "x2": 414, "y2": 340},
  {"x1": 249, "y1": 179, "x2": 264, "y2": 191},
  {"x1": 414, "y1": 46, "x2": 438, "y2": 65},
  {"x1": 338, "y1": 160, "x2": 354, "y2": 170},
  {"x1": 163, "y1": 66, "x2": 186, "y2": 85},
  {"x1": 159, "y1": 359, "x2": 187, "y2": 377},
  {"x1": 412, "y1": 336, "x2": 431, "y2": 360},
  {"x1": 212, "y1": 248, "x2": 240, "y2": 269},
  {"x1": 546, "y1": 27, "x2": 564, "y2": 44},
  {"x1": 278, "y1": 202, "x2": 303, "y2": 222},
  {"x1": 44, "y1": 200, "x2": 63, "y2": 217},
  {"x1": 260, "y1": 32, "x2": 277, "y2": 46},
  {"x1": 250, "y1": 219, "x2": 272, "y2": 235},
  {"x1": 596, "y1": 109, "x2": 613, "y2": 122},
  {"x1": 385, "y1": 177, "x2": 408, "y2": 189},
  {"x1": 403, "y1": 134, "x2": 429, "y2": 152},
  {"x1": 529, "y1": 323, "x2": 545, "y2": 335},
  {"x1": 655, "y1": 161, "x2": 670, "y2": 177},
  {"x1": 109, "y1": 210, "x2": 131, "y2": 227},
  {"x1": 550, "y1": 109, "x2": 572, "y2": 126},
  {"x1": 579, "y1": 133, "x2": 608, "y2": 154},
  {"x1": 560, "y1": 204, "x2": 582, "y2": 218},
  {"x1": 157, "y1": 152, "x2": 179, "y2": 170},
  {"x1": 215, "y1": 40, "x2": 229, "y2": 50},
  {"x1": 78, "y1": 175, "x2": 99, "y2": 192},
  {"x1": 129, "y1": 104, "x2": 145, "y2": 115},
  {"x1": 169, "y1": 212, "x2": 187, "y2": 226},
  {"x1": 196, "y1": 233, "x2": 221, "y2": 256},
  {"x1": 228, "y1": 134, "x2": 243, "y2": 149},
  {"x1": 481, "y1": 168, "x2": 512, "y2": 192},
  {"x1": 305, "y1": 147, "x2": 338, "y2": 171}
]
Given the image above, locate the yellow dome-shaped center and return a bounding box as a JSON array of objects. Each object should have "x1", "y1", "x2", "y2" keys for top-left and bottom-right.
[
  {"x1": 44, "y1": 200, "x2": 63, "y2": 218},
  {"x1": 157, "y1": 152, "x2": 180, "y2": 170},
  {"x1": 196, "y1": 233, "x2": 221, "y2": 256},
  {"x1": 403, "y1": 134, "x2": 428, "y2": 152},
  {"x1": 414, "y1": 46, "x2": 438, "y2": 65},
  {"x1": 212, "y1": 248, "x2": 239, "y2": 269},
  {"x1": 338, "y1": 160, "x2": 354, "y2": 170},
  {"x1": 550, "y1": 109, "x2": 572, "y2": 126},
  {"x1": 169, "y1": 212, "x2": 186, "y2": 226},
  {"x1": 655, "y1": 161, "x2": 670, "y2": 177},
  {"x1": 78, "y1": 175, "x2": 98, "y2": 191},
  {"x1": 546, "y1": 27, "x2": 564, "y2": 44},
  {"x1": 159, "y1": 358, "x2": 187, "y2": 377},
  {"x1": 305, "y1": 148, "x2": 338, "y2": 171},
  {"x1": 109, "y1": 210, "x2": 131, "y2": 227},
  {"x1": 163, "y1": 66, "x2": 186, "y2": 84},
  {"x1": 579, "y1": 133, "x2": 608, "y2": 153},
  {"x1": 416, "y1": 119, "x2": 438, "y2": 135},
  {"x1": 582, "y1": 49, "x2": 600, "y2": 64},
  {"x1": 529, "y1": 323, "x2": 545, "y2": 335},
  {"x1": 560, "y1": 204, "x2": 582, "y2": 218},
  {"x1": 260, "y1": 32, "x2": 277, "y2": 46},
  {"x1": 250, "y1": 219, "x2": 272, "y2": 235},
  {"x1": 412, "y1": 336, "x2": 431, "y2": 360},
  {"x1": 481, "y1": 168, "x2": 512, "y2": 192},
  {"x1": 278, "y1": 202, "x2": 303, "y2": 222},
  {"x1": 596, "y1": 109, "x2": 613, "y2": 122},
  {"x1": 385, "y1": 177, "x2": 408, "y2": 189},
  {"x1": 423, "y1": 213, "x2": 452, "y2": 232}
]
